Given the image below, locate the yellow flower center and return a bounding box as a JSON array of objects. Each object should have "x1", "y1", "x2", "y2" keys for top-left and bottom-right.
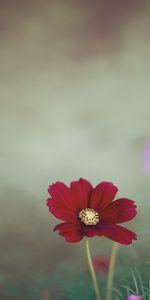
[{"x1": 79, "y1": 208, "x2": 99, "y2": 225}]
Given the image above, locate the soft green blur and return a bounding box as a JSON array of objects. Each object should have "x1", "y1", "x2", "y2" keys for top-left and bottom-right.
[{"x1": 0, "y1": 0, "x2": 150, "y2": 289}]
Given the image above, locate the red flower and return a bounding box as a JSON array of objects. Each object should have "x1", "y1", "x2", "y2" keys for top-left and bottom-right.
[
  {"x1": 40, "y1": 289, "x2": 49, "y2": 299},
  {"x1": 92, "y1": 256, "x2": 110, "y2": 273},
  {"x1": 47, "y1": 178, "x2": 137, "y2": 244},
  {"x1": 40, "y1": 289, "x2": 49, "y2": 300}
]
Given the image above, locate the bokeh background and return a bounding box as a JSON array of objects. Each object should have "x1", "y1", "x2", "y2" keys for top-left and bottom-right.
[{"x1": 0, "y1": 0, "x2": 150, "y2": 299}]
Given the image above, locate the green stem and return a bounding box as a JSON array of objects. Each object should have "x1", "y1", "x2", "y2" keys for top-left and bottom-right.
[
  {"x1": 85, "y1": 238, "x2": 101, "y2": 300},
  {"x1": 105, "y1": 242, "x2": 119, "y2": 300}
]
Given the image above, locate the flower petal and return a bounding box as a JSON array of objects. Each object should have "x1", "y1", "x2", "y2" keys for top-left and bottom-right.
[
  {"x1": 90, "y1": 182, "x2": 118, "y2": 210},
  {"x1": 70, "y1": 178, "x2": 93, "y2": 210},
  {"x1": 127, "y1": 294, "x2": 142, "y2": 300},
  {"x1": 54, "y1": 222, "x2": 84, "y2": 243},
  {"x1": 48, "y1": 181, "x2": 77, "y2": 211},
  {"x1": 100, "y1": 198, "x2": 137, "y2": 224},
  {"x1": 47, "y1": 199, "x2": 77, "y2": 222},
  {"x1": 84, "y1": 224, "x2": 137, "y2": 245},
  {"x1": 92, "y1": 256, "x2": 109, "y2": 273}
]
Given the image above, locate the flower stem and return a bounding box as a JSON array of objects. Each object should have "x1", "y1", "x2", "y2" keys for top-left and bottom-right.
[
  {"x1": 105, "y1": 242, "x2": 119, "y2": 300},
  {"x1": 85, "y1": 238, "x2": 101, "y2": 300}
]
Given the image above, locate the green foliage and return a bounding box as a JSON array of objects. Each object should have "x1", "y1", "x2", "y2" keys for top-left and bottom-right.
[{"x1": 0, "y1": 258, "x2": 150, "y2": 300}]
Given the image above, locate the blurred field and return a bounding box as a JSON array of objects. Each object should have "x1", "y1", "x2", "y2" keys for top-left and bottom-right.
[{"x1": 0, "y1": 1, "x2": 150, "y2": 299}]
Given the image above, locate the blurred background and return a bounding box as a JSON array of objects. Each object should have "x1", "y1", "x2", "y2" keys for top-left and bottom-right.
[{"x1": 0, "y1": 0, "x2": 150, "y2": 299}]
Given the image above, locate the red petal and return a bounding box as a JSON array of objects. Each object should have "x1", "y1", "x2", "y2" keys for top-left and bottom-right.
[
  {"x1": 92, "y1": 256, "x2": 109, "y2": 273},
  {"x1": 100, "y1": 198, "x2": 137, "y2": 224},
  {"x1": 83, "y1": 226, "x2": 99, "y2": 237},
  {"x1": 90, "y1": 182, "x2": 118, "y2": 210},
  {"x1": 47, "y1": 199, "x2": 77, "y2": 222},
  {"x1": 85, "y1": 224, "x2": 137, "y2": 245},
  {"x1": 48, "y1": 181, "x2": 77, "y2": 211},
  {"x1": 54, "y1": 222, "x2": 84, "y2": 243},
  {"x1": 70, "y1": 178, "x2": 93, "y2": 210}
]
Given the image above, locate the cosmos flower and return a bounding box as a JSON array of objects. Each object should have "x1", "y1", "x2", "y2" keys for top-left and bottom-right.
[
  {"x1": 126, "y1": 294, "x2": 142, "y2": 300},
  {"x1": 92, "y1": 256, "x2": 109, "y2": 273},
  {"x1": 47, "y1": 178, "x2": 137, "y2": 244},
  {"x1": 40, "y1": 289, "x2": 49, "y2": 299}
]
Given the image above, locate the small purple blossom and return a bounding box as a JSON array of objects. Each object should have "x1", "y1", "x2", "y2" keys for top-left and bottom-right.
[
  {"x1": 126, "y1": 294, "x2": 142, "y2": 300},
  {"x1": 144, "y1": 141, "x2": 150, "y2": 173}
]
